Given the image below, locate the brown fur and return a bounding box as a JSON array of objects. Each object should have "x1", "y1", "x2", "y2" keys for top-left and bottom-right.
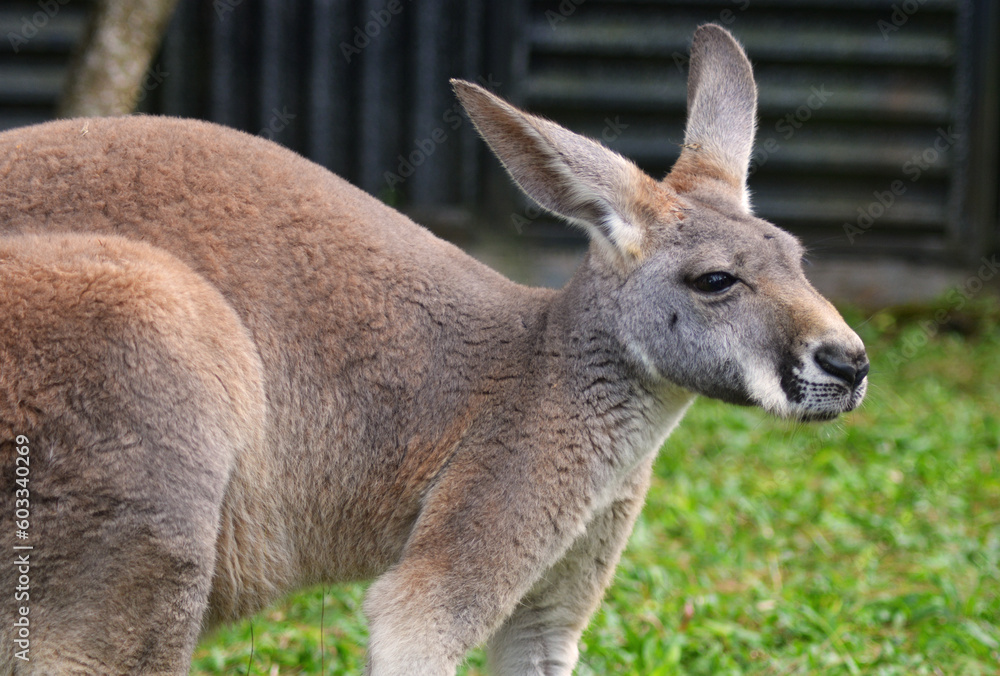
[{"x1": 0, "y1": 25, "x2": 866, "y2": 675}]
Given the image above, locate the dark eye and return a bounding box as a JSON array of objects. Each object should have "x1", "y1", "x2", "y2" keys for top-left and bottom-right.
[{"x1": 691, "y1": 271, "x2": 738, "y2": 294}]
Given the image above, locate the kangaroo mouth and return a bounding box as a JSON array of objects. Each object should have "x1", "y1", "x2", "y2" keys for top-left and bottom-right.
[
  {"x1": 778, "y1": 354, "x2": 868, "y2": 422},
  {"x1": 796, "y1": 408, "x2": 844, "y2": 423}
]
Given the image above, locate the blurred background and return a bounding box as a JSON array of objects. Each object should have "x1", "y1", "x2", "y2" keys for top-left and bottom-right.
[
  {"x1": 2, "y1": 3, "x2": 998, "y2": 673},
  {"x1": 1, "y1": 0, "x2": 997, "y2": 301}
]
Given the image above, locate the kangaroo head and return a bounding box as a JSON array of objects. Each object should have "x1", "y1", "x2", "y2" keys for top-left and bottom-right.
[{"x1": 453, "y1": 24, "x2": 868, "y2": 422}]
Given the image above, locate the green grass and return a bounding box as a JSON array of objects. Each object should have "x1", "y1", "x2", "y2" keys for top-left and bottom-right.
[{"x1": 193, "y1": 298, "x2": 1000, "y2": 675}]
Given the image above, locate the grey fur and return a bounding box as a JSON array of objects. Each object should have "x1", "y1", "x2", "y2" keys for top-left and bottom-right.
[{"x1": 0, "y1": 24, "x2": 866, "y2": 676}]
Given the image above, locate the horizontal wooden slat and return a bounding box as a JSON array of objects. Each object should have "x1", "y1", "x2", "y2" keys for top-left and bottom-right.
[
  {"x1": 527, "y1": 7, "x2": 956, "y2": 66},
  {"x1": 0, "y1": 6, "x2": 89, "y2": 54},
  {"x1": 525, "y1": 67, "x2": 952, "y2": 123},
  {"x1": 0, "y1": 65, "x2": 64, "y2": 103},
  {"x1": 569, "y1": 122, "x2": 955, "y2": 178}
]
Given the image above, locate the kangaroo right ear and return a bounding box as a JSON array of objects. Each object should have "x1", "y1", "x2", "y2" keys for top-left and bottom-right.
[
  {"x1": 453, "y1": 79, "x2": 660, "y2": 264},
  {"x1": 667, "y1": 24, "x2": 758, "y2": 211}
]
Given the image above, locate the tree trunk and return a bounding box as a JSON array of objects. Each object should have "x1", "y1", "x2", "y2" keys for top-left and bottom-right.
[{"x1": 58, "y1": 0, "x2": 180, "y2": 118}]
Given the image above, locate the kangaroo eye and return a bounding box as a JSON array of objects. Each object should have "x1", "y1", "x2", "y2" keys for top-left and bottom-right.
[{"x1": 691, "y1": 271, "x2": 738, "y2": 293}]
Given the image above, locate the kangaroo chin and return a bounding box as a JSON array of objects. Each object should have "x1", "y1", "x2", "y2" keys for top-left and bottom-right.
[{"x1": 0, "y1": 23, "x2": 865, "y2": 676}]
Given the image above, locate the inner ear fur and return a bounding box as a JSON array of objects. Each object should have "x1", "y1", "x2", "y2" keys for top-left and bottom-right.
[
  {"x1": 453, "y1": 79, "x2": 669, "y2": 264},
  {"x1": 666, "y1": 24, "x2": 758, "y2": 210}
]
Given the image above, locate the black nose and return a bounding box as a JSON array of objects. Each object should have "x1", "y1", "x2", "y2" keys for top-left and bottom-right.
[{"x1": 814, "y1": 345, "x2": 869, "y2": 388}]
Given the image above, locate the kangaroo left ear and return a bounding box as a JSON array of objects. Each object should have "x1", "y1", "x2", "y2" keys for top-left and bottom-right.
[
  {"x1": 667, "y1": 24, "x2": 758, "y2": 211},
  {"x1": 453, "y1": 79, "x2": 662, "y2": 264}
]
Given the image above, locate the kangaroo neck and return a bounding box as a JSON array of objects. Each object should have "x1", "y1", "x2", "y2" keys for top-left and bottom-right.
[{"x1": 541, "y1": 253, "x2": 696, "y2": 473}]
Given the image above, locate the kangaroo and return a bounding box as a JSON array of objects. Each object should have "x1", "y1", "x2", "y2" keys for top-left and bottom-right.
[{"x1": 0, "y1": 24, "x2": 867, "y2": 675}]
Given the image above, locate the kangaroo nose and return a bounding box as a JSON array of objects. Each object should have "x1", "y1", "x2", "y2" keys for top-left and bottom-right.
[{"x1": 815, "y1": 345, "x2": 869, "y2": 387}]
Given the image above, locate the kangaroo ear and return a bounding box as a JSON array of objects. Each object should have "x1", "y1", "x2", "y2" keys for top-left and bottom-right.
[
  {"x1": 667, "y1": 24, "x2": 758, "y2": 210},
  {"x1": 453, "y1": 79, "x2": 654, "y2": 262}
]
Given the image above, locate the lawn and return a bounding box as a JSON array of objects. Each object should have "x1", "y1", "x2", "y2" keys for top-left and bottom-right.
[{"x1": 192, "y1": 298, "x2": 1000, "y2": 675}]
